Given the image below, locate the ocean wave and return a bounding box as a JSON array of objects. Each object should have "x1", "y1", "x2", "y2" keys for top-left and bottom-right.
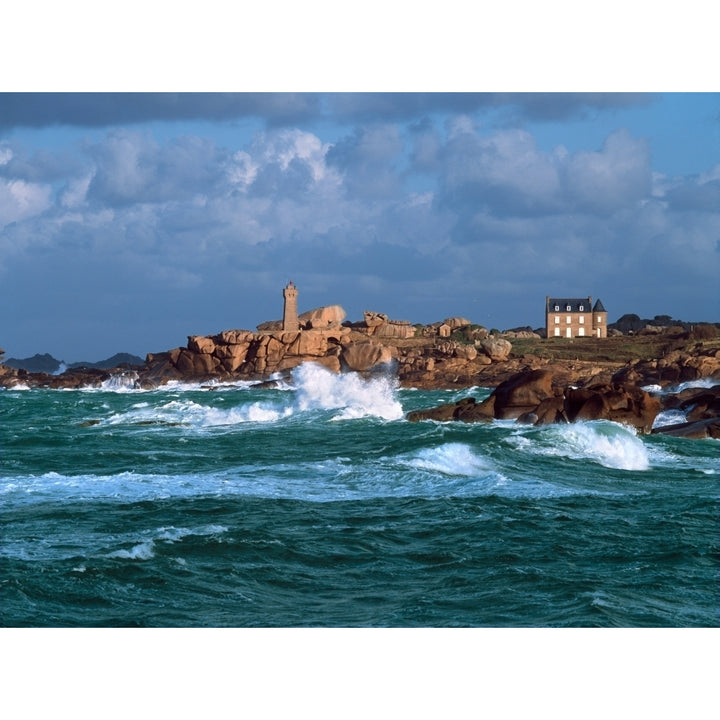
[
  {"x1": 508, "y1": 420, "x2": 650, "y2": 471},
  {"x1": 292, "y1": 362, "x2": 404, "y2": 421},
  {"x1": 652, "y1": 409, "x2": 688, "y2": 428},
  {"x1": 101, "y1": 398, "x2": 293, "y2": 428},
  {"x1": 81, "y1": 364, "x2": 404, "y2": 429},
  {"x1": 407, "y1": 442, "x2": 494, "y2": 477},
  {"x1": 107, "y1": 540, "x2": 156, "y2": 560},
  {"x1": 653, "y1": 377, "x2": 719, "y2": 394}
]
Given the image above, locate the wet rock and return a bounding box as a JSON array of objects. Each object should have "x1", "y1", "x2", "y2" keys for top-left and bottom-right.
[
  {"x1": 652, "y1": 418, "x2": 720, "y2": 439},
  {"x1": 564, "y1": 384, "x2": 661, "y2": 434}
]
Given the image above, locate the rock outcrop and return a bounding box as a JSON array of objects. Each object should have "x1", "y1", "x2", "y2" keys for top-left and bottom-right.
[
  {"x1": 142, "y1": 326, "x2": 349, "y2": 385},
  {"x1": 356, "y1": 311, "x2": 416, "y2": 339},
  {"x1": 407, "y1": 369, "x2": 663, "y2": 434},
  {"x1": 652, "y1": 385, "x2": 720, "y2": 439}
]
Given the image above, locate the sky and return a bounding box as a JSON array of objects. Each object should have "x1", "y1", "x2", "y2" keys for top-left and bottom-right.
[{"x1": 1, "y1": 11, "x2": 719, "y2": 362}]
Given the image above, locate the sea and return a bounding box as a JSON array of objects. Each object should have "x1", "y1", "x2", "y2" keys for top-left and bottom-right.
[{"x1": 1, "y1": 362, "x2": 718, "y2": 629}]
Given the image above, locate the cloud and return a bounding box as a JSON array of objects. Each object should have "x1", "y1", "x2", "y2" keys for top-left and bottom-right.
[
  {"x1": 432, "y1": 125, "x2": 652, "y2": 221},
  {"x1": 0, "y1": 93, "x2": 323, "y2": 131},
  {"x1": 1, "y1": 109, "x2": 718, "y2": 360},
  {"x1": 85, "y1": 130, "x2": 231, "y2": 206},
  {"x1": 0, "y1": 177, "x2": 52, "y2": 229},
  {"x1": 0, "y1": 93, "x2": 657, "y2": 132},
  {"x1": 326, "y1": 93, "x2": 656, "y2": 123},
  {"x1": 662, "y1": 165, "x2": 720, "y2": 212},
  {"x1": 327, "y1": 124, "x2": 405, "y2": 200},
  {"x1": 561, "y1": 129, "x2": 651, "y2": 214}
]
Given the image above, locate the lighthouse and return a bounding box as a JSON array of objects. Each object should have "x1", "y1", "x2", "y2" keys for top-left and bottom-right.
[{"x1": 282, "y1": 281, "x2": 299, "y2": 331}]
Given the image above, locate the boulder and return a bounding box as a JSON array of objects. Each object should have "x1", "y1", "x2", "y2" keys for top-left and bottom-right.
[
  {"x1": 299, "y1": 305, "x2": 346, "y2": 329},
  {"x1": 214, "y1": 343, "x2": 250, "y2": 372},
  {"x1": 454, "y1": 345, "x2": 478, "y2": 361},
  {"x1": 373, "y1": 322, "x2": 416, "y2": 339},
  {"x1": 564, "y1": 384, "x2": 661, "y2": 434},
  {"x1": 256, "y1": 320, "x2": 283, "y2": 332},
  {"x1": 340, "y1": 341, "x2": 393, "y2": 372},
  {"x1": 363, "y1": 311, "x2": 388, "y2": 328},
  {"x1": 214, "y1": 329, "x2": 254, "y2": 345},
  {"x1": 479, "y1": 337, "x2": 512, "y2": 362},
  {"x1": 287, "y1": 331, "x2": 329, "y2": 357},
  {"x1": 532, "y1": 396, "x2": 568, "y2": 426},
  {"x1": 218, "y1": 348, "x2": 249, "y2": 373},
  {"x1": 667, "y1": 385, "x2": 720, "y2": 422},
  {"x1": 407, "y1": 400, "x2": 466, "y2": 423},
  {"x1": 492, "y1": 369, "x2": 556, "y2": 419},
  {"x1": 176, "y1": 349, "x2": 219, "y2": 376},
  {"x1": 443, "y1": 317, "x2": 472, "y2": 329},
  {"x1": 407, "y1": 395, "x2": 495, "y2": 423},
  {"x1": 187, "y1": 335, "x2": 216, "y2": 355}
]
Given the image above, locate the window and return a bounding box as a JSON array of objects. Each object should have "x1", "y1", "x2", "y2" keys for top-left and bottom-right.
[
  {"x1": 579, "y1": 305, "x2": 584, "y2": 311},
  {"x1": 566, "y1": 327, "x2": 572, "y2": 338},
  {"x1": 566, "y1": 316, "x2": 571, "y2": 324},
  {"x1": 579, "y1": 327, "x2": 585, "y2": 337},
  {"x1": 554, "y1": 316, "x2": 560, "y2": 324},
  {"x1": 554, "y1": 305, "x2": 559, "y2": 311},
  {"x1": 579, "y1": 316, "x2": 584, "y2": 324},
  {"x1": 554, "y1": 327, "x2": 560, "y2": 337},
  {"x1": 596, "y1": 316, "x2": 602, "y2": 324},
  {"x1": 566, "y1": 305, "x2": 571, "y2": 311}
]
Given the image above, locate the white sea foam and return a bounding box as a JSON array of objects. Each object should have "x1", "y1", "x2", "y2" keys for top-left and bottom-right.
[
  {"x1": 663, "y1": 378, "x2": 718, "y2": 394},
  {"x1": 100, "y1": 372, "x2": 139, "y2": 391},
  {"x1": 652, "y1": 409, "x2": 688, "y2": 428},
  {"x1": 159, "y1": 378, "x2": 257, "y2": 392},
  {"x1": 510, "y1": 421, "x2": 651, "y2": 471},
  {"x1": 641, "y1": 384, "x2": 663, "y2": 393},
  {"x1": 155, "y1": 524, "x2": 229, "y2": 542},
  {"x1": 107, "y1": 540, "x2": 156, "y2": 560},
  {"x1": 292, "y1": 362, "x2": 404, "y2": 420},
  {"x1": 408, "y1": 443, "x2": 494, "y2": 477},
  {"x1": 102, "y1": 398, "x2": 292, "y2": 428},
  {"x1": 89, "y1": 363, "x2": 402, "y2": 428}
]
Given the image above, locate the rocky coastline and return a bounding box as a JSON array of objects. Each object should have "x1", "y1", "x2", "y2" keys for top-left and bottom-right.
[{"x1": 2, "y1": 308, "x2": 720, "y2": 438}]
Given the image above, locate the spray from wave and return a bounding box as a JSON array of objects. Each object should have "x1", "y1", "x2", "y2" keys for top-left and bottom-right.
[
  {"x1": 292, "y1": 362, "x2": 404, "y2": 420},
  {"x1": 95, "y1": 362, "x2": 404, "y2": 429}
]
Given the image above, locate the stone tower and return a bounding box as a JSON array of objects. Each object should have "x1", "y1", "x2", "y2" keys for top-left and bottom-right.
[{"x1": 282, "y1": 281, "x2": 299, "y2": 331}]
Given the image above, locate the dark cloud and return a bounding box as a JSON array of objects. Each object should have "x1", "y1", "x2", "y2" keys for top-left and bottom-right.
[
  {"x1": 0, "y1": 92, "x2": 657, "y2": 132},
  {"x1": 326, "y1": 124, "x2": 405, "y2": 200},
  {"x1": 0, "y1": 93, "x2": 323, "y2": 131},
  {"x1": 326, "y1": 93, "x2": 656, "y2": 123}
]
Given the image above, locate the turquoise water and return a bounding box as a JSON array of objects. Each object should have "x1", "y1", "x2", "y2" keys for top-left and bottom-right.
[{"x1": 1, "y1": 363, "x2": 718, "y2": 627}]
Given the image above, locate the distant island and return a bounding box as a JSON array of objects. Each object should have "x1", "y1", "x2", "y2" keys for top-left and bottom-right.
[{"x1": 3, "y1": 352, "x2": 145, "y2": 374}]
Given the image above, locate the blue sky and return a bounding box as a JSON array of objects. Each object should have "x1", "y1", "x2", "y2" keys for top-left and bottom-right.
[
  {"x1": 1, "y1": 92, "x2": 718, "y2": 361},
  {"x1": 1, "y1": 5, "x2": 718, "y2": 362}
]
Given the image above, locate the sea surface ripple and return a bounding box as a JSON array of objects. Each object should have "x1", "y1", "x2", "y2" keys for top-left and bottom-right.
[{"x1": 2, "y1": 364, "x2": 718, "y2": 627}]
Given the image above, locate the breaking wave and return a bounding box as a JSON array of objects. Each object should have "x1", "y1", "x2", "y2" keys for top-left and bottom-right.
[
  {"x1": 292, "y1": 362, "x2": 404, "y2": 421},
  {"x1": 509, "y1": 420, "x2": 650, "y2": 471}
]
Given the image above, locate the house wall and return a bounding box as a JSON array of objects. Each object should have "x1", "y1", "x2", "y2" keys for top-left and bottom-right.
[
  {"x1": 546, "y1": 310, "x2": 594, "y2": 338},
  {"x1": 545, "y1": 297, "x2": 607, "y2": 338}
]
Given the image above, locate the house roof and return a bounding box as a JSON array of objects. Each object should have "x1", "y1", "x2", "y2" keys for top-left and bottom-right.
[
  {"x1": 547, "y1": 297, "x2": 592, "y2": 313},
  {"x1": 592, "y1": 299, "x2": 606, "y2": 312}
]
